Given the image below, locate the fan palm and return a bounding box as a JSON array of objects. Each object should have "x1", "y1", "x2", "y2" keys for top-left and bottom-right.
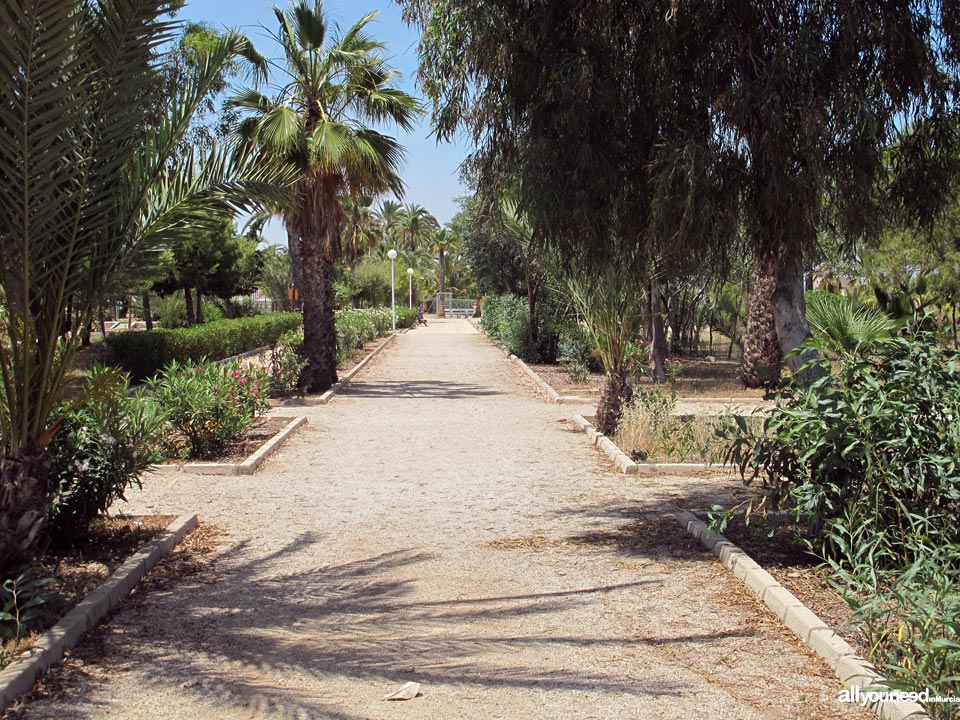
[
  {"x1": 0, "y1": 0, "x2": 290, "y2": 573},
  {"x1": 806, "y1": 290, "x2": 895, "y2": 358},
  {"x1": 398, "y1": 203, "x2": 438, "y2": 251},
  {"x1": 232, "y1": 1, "x2": 420, "y2": 390},
  {"x1": 376, "y1": 199, "x2": 404, "y2": 249}
]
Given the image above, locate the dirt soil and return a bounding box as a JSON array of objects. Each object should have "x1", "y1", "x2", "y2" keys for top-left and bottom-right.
[
  {"x1": 3, "y1": 515, "x2": 173, "y2": 659},
  {"x1": 531, "y1": 358, "x2": 769, "y2": 401},
  {"x1": 18, "y1": 320, "x2": 870, "y2": 720},
  {"x1": 161, "y1": 416, "x2": 292, "y2": 464}
]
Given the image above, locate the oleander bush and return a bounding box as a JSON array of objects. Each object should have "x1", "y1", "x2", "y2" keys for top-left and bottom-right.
[
  {"x1": 722, "y1": 328, "x2": 960, "y2": 567},
  {"x1": 480, "y1": 294, "x2": 557, "y2": 362},
  {"x1": 47, "y1": 366, "x2": 166, "y2": 542},
  {"x1": 151, "y1": 359, "x2": 270, "y2": 459},
  {"x1": 268, "y1": 329, "x2": 310, "y2": 396},
  {"x1": 104, "y1": 313, "x2": 303, "y2": 380}
]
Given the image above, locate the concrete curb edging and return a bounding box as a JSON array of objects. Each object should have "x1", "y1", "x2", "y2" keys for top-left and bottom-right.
[
  {"x1": 570, "y1": 414, "x2": 735, "y2": 475},
  {"x1": 571, "y1": 414, "x2": 639, "y2": 474},
  {"x1": 566, "y1": 415, "x2": 926, "y2": 717},
  {"x1": 152, "y1": 416, "x2": 307, "y2": 476},
  {"x1": 469, "y1": 323, "x2": 587, "y2": 404},
  {"x1": 281, "y1": 332, "x2": 397, "y2": 407},
  {"x1": 0, "y1": 513, "x2": 200, "y2": 713},
  {"x1": 668, "y1": 507, "x2": 927, "y2": 720}
]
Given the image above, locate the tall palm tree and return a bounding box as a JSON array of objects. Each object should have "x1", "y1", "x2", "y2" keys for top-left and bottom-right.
[
  {"x1": 429, "y1": 227, "x2": 460, "y2": 317},
  {"x1": 375, "y1": 199, "x2": 404, "y2": 251},
  {"x1": 398, "y1": 203, "x2": 438, "y2": 251},
  {"x1": 233, "y1": 1, "x2": 419, "y2": 390},
  {"x1": 341, "y1": 196, "x2": 378, "y2": 268},
  {"x1": 0, "y1": 0, "x2": 288, "y2": 573}
]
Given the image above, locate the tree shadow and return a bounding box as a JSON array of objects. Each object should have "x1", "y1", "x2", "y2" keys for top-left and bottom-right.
[
  {"x1": 46, "y1": 532, "x2": 743, "y2": 718},
  {"x1": 342, "y1": 380, "x2": 502, "y2": 400}
]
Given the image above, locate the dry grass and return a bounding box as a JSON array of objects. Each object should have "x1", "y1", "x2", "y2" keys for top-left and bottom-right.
[{"x1": 614, "y1": 402, "x2": 728, "y2": 463}]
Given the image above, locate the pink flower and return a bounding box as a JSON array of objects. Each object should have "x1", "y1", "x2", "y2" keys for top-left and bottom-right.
[{"x1": 238, "y1": 377, "x2": 249, "y2": 384}]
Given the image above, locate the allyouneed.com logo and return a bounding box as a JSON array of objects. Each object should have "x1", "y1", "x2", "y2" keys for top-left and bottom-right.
[{"x1": 839, "y1": 688, "x2": 959, "y2": 707}]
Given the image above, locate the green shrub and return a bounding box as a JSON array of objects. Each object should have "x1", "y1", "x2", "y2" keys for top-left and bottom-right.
[
  {"x1": 827, "y1": 546, "x2": 960, "y2": 718},
  {"x1": 47, "y1": 366, "x2": 166, "y2": 542},
  {"x1": 151, "y1": 359, "x2": 270, "y2": 459},
  {"x1": 396, "y1": 306, "x2": 417, "y2": 329},
  {"x1": 722, "y1": 327, "x2": 960, "y2": 569},
  {"x1": 104, "y1": 313, "x2": 302, "y2": 380},
  {"x1": 268, "y1": 329, "x2": 310, "y2": 396},
  {"x1": 153, "y1": 293, "x2": 189, "y2": 329},
  {"x1": 558, "y1": 323, "x2": 601, "y2": 371},
  {"x1": 480, "y1": 294, "x2": 557, "y2": 362}
]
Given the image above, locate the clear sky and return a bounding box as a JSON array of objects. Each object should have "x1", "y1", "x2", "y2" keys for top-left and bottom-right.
[{"x1": 174, "y1": 0, "x2": 472, "y2": 244}]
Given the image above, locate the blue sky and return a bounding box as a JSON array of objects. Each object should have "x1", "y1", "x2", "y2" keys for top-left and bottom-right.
[{"x1": 174, "y1": 0, "x2": 472, "y2": 244}]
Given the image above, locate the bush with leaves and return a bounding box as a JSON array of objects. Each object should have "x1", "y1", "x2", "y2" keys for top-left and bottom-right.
[
  {"x1": 480, "y1": 294, "x2": 557, "y2": 362},
  {"x1": 722, "y1": 326, "x2": 960, "y2": 569},
  {"x1": 47, "y1": 366, "x2": 166, "y2": 542},
  {"x1": 151, "y1": 359, "x2": 270, "y2": 459},
  {"x1": 104, "y1": 312, "x2": 303, "y2": 380},
  {"x1": 268, "y1": 329, "x2": 310, "y2": 396}
]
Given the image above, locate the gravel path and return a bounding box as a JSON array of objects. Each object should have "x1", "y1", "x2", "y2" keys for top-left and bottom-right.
[{"x1": 22, "y1": 319, "x2": 869, "y2": 720}]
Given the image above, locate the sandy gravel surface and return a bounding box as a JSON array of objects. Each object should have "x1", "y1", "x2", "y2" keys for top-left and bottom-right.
[{"x1": 20, "y1": 319, "x2": 868, "y2": 720}]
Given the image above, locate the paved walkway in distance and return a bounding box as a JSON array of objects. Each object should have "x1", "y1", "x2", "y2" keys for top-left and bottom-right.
[{"x1": 23, "y1": 319, "x2": 868, "y2": 720}]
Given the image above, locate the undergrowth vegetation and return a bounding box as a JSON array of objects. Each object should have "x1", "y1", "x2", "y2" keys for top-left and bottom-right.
[{"x1": 718, "y1": 324, "x2": 960, "y2": 714}]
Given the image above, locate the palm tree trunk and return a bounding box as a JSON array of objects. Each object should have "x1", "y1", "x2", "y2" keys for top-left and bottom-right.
[
  {"x1": 300, "y1": 198, "x2": 340, "y2": 391},
  {"x1": 0, "y1": 444, "x2": 51, "y2": 576},
  {"x1": 742, "y1": 258, "x2": 782, "y2": 388},
  {"x1": 596, "y1": 371, "x2": 633, "y2": 437},
  {"x1": 195, "y1": 288, "x2": 204, "y2": 324}
]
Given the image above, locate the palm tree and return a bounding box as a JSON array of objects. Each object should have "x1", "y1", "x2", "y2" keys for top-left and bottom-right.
[
  {"x1": 398, "y1": 203, "x2": 438, "y2": 251},
  {"x1": 429, "y1": 228, "x2": 460, "y2": 317},
  {"x1": 0, "y1": 0, "x2": 288, "y2": 573},
  {"x1": 233, "y1": 1, "x2": 419, "y2": 391},
  {"x1": 375, "y1": 199, "x2": 404, "y2": 251},
  {"x1": 341, "y1": 196, "x2": 378, "y2": 268}
]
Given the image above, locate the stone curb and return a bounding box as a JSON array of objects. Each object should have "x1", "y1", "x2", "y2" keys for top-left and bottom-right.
[
  {"x1": 667, "y1": 507, "x2": 928, "y2": 720},
  {"x1": 152, "y1": 416, "x2": 307, "y2": 476},
  {"x1": 0, "y1": 513, "x2": 199, "y2": 713},
  {"x1": 469, "y1": 323, "x2": 588, "y2": 404},
  {"x1": 280, "y1": 332, "x2": 397, "y2": 407},
  {"x1": 570, "y1": 414, "x2": 735, "y2": 475}
]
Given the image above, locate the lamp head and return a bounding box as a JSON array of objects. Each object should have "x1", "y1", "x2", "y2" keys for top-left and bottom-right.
[
  {"x1": 407, "y1": 267, "x2": 414, "y2": 276},
  {"x1": 387, "y1": 248, "x2": 398, "y2": 260}
]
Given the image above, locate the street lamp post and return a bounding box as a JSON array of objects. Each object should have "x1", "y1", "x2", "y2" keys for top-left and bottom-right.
[
  {"x1": 387, "y1": 248, "x2": 398, "y2": 330},
  {"x1": 407, "y1": 267, "x2": 414, "y2": 308}
]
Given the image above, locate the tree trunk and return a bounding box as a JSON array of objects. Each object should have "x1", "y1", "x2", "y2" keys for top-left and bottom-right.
[
  {"x1": 0, "y1": 445, "x2": 51, "y2": 576},
  {"x1": 299, "y1": 186, "x2": 340, "y2": 392},
  {"x1": 596, "y1": 371, "x2": 633, "y2": 437},
  {"x1": 98, "y1": 306, "x2": 107, "y2": 337},
  {"x1": 648, "y1": 277, "x2": 667, "y2": 383},
  {"x1": 184, "y1": 286, "x2": 195, "y2": 325},
  {"x1": 81, "y1": 320, "x2": 92, "y2": 347},
  {"x1": 474, "y1": 291, "x2": 482, "y2": 318},
  {"x1": 742, "y1": 258, "x2": 783, "y2": 388},
  {"x1": 772, "y1": 247, "x2": 820, "y2": 383},
  {"x1": 143, "y1": 292, "x2": 153, "y2": 331},
  {"x1": 195, "y1": 288, "x2": 204, "y2": 324}
]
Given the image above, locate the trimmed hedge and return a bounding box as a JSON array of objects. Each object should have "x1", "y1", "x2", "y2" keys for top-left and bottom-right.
[
  {"x1": 105, "y1": 313, "x2": 303, "y2": 380},
  {"x1": 106, "y1": 307, "x2": 414, "y2": 381}
]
